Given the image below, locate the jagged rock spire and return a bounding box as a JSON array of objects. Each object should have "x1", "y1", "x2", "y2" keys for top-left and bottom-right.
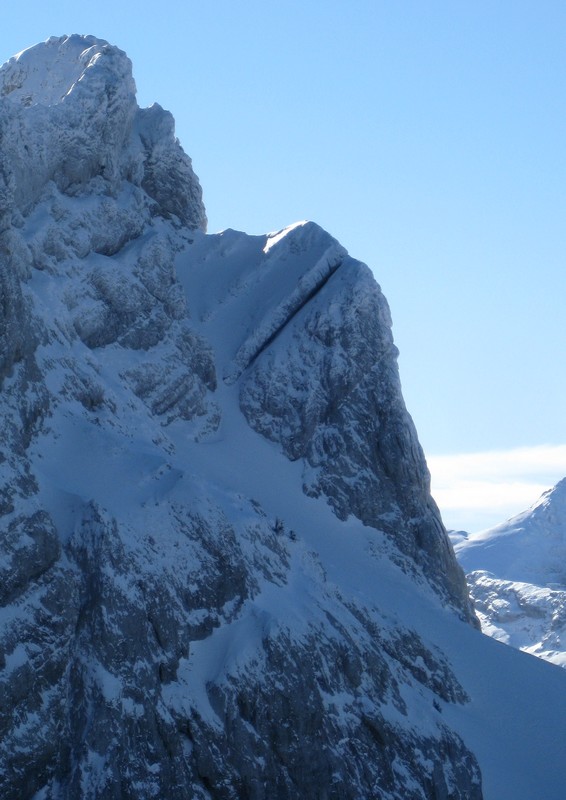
[{"x1": 0, "y1": 35, "x2": 206, "y2": 230}]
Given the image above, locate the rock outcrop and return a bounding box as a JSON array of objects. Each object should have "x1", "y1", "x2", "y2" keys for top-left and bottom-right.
[
  {"x1": 1, "y1": 33, "x2": 564, "y2": 800},
  {"x1": 0, "y1": 35, "x2": 206, "y2": 230}
]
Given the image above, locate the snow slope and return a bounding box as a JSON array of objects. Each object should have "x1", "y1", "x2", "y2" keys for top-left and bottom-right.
[
  {"x1": 0, "y1": 35, "x2": 565, "y2": 800},
  {"x1": 455, "y1": 479, "x2": 566, "y2": 668}
]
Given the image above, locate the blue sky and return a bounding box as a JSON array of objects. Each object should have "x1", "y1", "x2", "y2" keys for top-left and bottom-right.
[{"x1": 2, "y1": 2, "x2": 565, "y2": 530}]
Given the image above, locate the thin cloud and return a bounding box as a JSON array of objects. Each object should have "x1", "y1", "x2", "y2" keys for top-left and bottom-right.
[{"x1": 426, "y1": 444, "x2": 566, "y2": 533}]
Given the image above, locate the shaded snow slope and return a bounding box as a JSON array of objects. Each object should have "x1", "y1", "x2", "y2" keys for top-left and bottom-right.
[
  {"x1": 454, "y1": 480, "x2": 566, "y2": 668},
  {"x1": 0, "y1": 34, "x2": 565, "y2": 800}
]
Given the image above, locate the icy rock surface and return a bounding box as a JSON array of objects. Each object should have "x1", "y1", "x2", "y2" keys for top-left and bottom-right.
[
  {"x1": 454, "y1": 479, "x2": 566, "y2": 668},
  {"x1": 1, "y1": 34, "x2": 566, "y2": 800},
  {"x1": 0, "y1": 35, "x2": 206, "y2": 230}
]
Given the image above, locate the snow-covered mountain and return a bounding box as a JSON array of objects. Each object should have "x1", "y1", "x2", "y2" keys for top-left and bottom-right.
[
  {"x1": 0, "y1": 35, "x2": 565, "y2": 800},
  {"x1": 454, "y1": 479, "x2": 566, "y2": 668}
]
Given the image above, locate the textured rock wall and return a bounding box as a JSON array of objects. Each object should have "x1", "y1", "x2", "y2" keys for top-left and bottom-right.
[
  {"x1": 237, "y1": 225, "x2": 474, "y2": 622},
  {"x1": 0, "y1": 35, "x2": 483, "y2": 800},
  {"x1": 0, "y1": 35, "x2": 206, "y2": 229},
  {"x1": 1, "y1": 495, "x2": 482, "y2": 800}
]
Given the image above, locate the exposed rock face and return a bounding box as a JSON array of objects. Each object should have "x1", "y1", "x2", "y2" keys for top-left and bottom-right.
[
  {"x1": 235, "y1": 227, "x2": 470, "y2": 617},
  {"x1": 0, "y1": 34, "x2": 491, "y2": 800},
  {"x1": 0, "y1": 35, "x2": 206, "y2": 230}
]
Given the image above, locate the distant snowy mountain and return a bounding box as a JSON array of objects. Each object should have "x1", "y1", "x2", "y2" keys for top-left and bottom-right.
[
  {"x1": 0, "y1": 35, "x2": 565, "y2": 800},
  {"x1": 454, "y1": 479, "x2": 566, "y2": 668}
]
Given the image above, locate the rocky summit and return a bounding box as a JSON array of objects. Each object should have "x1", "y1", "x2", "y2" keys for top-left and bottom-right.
[{"x1": 0, "y1": 35, "x2": 565, "y2": 800}]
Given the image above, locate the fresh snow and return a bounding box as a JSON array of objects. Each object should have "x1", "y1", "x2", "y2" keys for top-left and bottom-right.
[
  {"x1": 18, "y1": 219, "x2": 566, "y2": 797},
  {"x1": 1, "y1": 36, "x2": 117, "y2": 107},
  {"x1": 456, "y1": 479, "x2": 566, "y2": 586},
  {"x1": 1, "y1": 33, "x2": 565, "y2": 800},
  {"x1": 453, "y1": 480, "x2": 566, "y2": 672}
]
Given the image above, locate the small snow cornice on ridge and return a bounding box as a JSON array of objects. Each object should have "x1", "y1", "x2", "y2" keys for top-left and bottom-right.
[
  {"x1": 0, "y1": 34, "x2": 206, "y2": 230},
  {"x1": 262, "y1": 220, "x2": 309, "y2": 253}
]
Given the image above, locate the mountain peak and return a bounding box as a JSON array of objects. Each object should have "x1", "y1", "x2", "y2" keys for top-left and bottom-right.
[
  {"x1": 534, "y1": 476, "x2": 566, "y2": 511},
  {"x1": 0, "y1": 35, "x2": 206, "y2": 231},
  {"x1": 456, "y1": 478, "x2": 566, "y2": 587},
  {"x1": 1, "y1": 35, "x2": 565, "y2": 800},
  {"x1": 455, "y1": 478, "x2": 566, "y2": 668},
  {"x1": 0, "y1": 35, "x2": 132, "y2": 108}
]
